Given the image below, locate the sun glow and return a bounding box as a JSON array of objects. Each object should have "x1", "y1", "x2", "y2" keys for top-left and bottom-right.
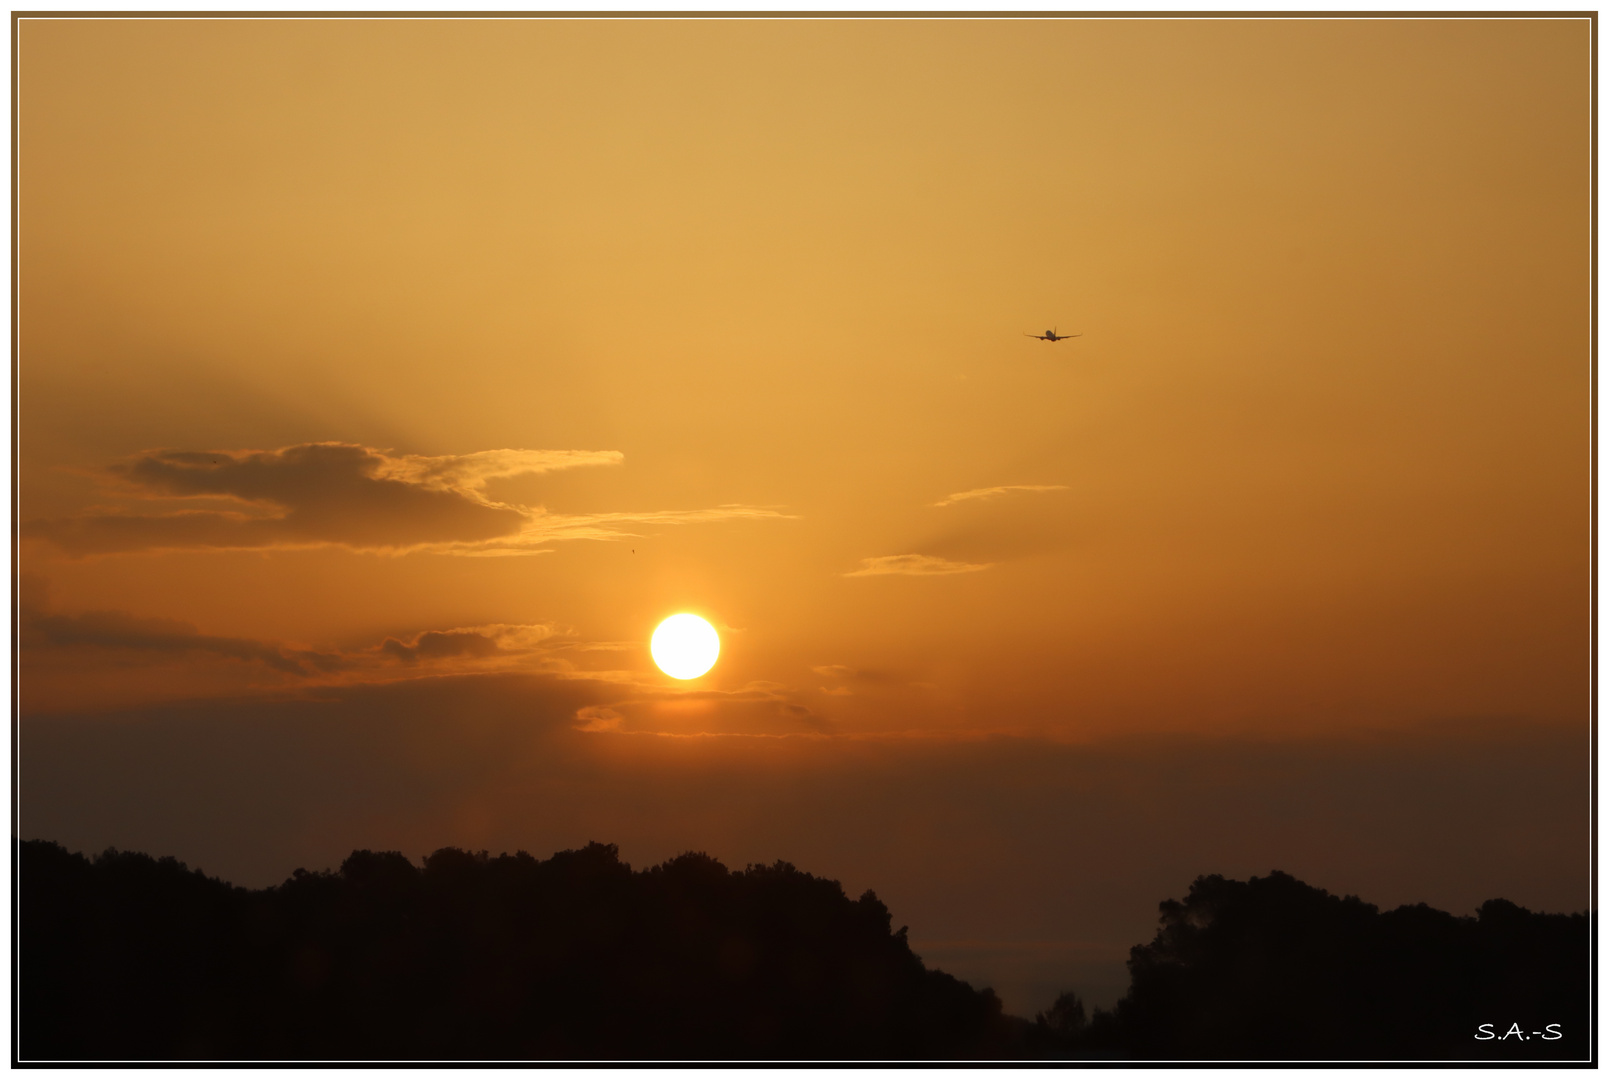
[{"x1": 650, "y1": 614, "x2": 720, "y2": 680}]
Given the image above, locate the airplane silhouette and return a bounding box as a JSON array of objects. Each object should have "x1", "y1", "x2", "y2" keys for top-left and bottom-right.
[{"x1": 1026, "y1": 328, "x2": 1081, "y2": 342}]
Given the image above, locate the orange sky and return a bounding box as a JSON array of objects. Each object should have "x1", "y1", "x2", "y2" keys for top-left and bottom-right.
[{"x1": 16, "y1": 15, "x2": 1592, "y2": 1015}]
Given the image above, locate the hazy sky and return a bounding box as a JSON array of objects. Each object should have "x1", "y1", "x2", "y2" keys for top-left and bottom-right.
[{"x1": 17, "y1": 15, "x2": 1591, "y2": 1015}]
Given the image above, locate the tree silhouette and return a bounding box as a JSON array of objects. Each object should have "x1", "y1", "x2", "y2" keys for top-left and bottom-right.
[
  {"x1": 18, "y1": 839, "x2": 1014, "y2": 1062},
  {"x1": 1041, "y1": 871, "x2": 1589, "y2": 1061},
  {"x1": 19, "y1": 844, "x2": 1589, "y2": 1062}
]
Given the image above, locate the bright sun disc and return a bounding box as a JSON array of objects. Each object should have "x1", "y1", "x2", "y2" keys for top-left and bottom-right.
[{"x1": 651, "y1": 614, "x2": 720, "y2": 679}]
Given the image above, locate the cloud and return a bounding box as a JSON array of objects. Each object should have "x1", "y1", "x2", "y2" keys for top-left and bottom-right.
[
  {"x1": 25, "y1": 443, "x2": 792, "y2": 557},
  {"x1": 380, "y1": 623, "x2": 560, "y2": 666},
  {"x1": 20, "y1": 604, "x2": 351, "y2": 677},
  {"x1": 810, "y1": 665, "x2": 893, "y2": 685},
  {"x1": 574, "y1": 706, "x2": 624, "y2": 733},
  {"x1": 382, "y1": 630, "x2": 502, "y2": 666},
  {"x1": 19, "y1": 575, "x2": 575, "y2": 692},
  {"x1": 501, "y1": 505, "x2": 795, "y2": 550},
  {"x1": 810, "y1": 664, "x2": 901, "y2": 696},
  {"x1": 370, "y1": 448, "x2": 623, "y2": 492},
  {"x1": 576, "y1": 681, "x2": 828, "y2": 737},
  {"x1": 931, "y1": 485, "x2": 1069, "y2": 508},
  {"x1": 844, "y1": 554, "x2": 993, "y2": 577}
]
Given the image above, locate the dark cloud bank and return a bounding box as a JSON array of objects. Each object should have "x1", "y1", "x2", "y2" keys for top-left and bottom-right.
[{"x1": 18, "y1": 674, "x2": 1587, "y2": 1022}]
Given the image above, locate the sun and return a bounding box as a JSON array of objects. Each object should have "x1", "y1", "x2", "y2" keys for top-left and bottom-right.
[{"x1": 650, "y1": 613, "x2": 720, "y2": 680}]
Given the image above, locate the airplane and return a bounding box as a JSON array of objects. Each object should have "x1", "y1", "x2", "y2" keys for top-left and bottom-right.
[{"x1": 1025, "y1": 327, "x2": 1082, "y2": 342}]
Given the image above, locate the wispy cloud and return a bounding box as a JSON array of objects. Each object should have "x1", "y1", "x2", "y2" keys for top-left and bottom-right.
[
  {"x1": 21, "y1": 604, "x2": 352, "y2": 676},
  {"x1": 572, "y1": 681, "x2": 826, "y2": 736},
  {"x1": 844, "y1": 554, "x2": 992, "y2": 577},
  {"x1": 372, "y1": 448, "x2": 622, "y2": 492},
  {"x1": 19, "y1": 570, "x2": 574, "y2": 685},
  {"x1": 931, "y1": 485, "x2": 1068, "y2": 508},
  {"x1": 574, "y1": 706, "x2": 625, "y2": 733},
  {"x1": 26, "y1": 443, "x2": 793, "y2": 557},
  {"x1": 379, "y1": 623, "x2": 561, "y2": 666},
  {"x1": 492, "y1": 505, "x2": 796, "y2": 551}
]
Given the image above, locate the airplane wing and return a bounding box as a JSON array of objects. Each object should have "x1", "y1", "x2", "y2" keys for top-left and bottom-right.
[{"x1": 1024, "y1": 333, "x2": 1045, "y2": 339}]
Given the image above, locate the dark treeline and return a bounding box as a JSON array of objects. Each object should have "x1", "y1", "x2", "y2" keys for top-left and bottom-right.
[
  {"x1": 1037, "y1": 871, "x2": 1591, "y2": 1062},
  {"x1": 20, "y1": 840, "x2": 1013, "y2": 1061},
  {"x1": 18, "y1": 841, "x2": 1590, "y2": 1062}
]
